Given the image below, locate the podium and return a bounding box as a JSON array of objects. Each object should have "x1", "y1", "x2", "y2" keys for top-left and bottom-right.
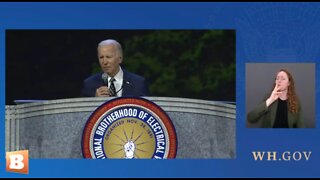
[{"x1": 5, "y1": 97, "x2": 236, "y2": 159}]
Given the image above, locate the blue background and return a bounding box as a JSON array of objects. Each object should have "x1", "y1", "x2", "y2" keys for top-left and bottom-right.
[{"x1": 1, "y1": 2, "x2": 319, "y2": 177}]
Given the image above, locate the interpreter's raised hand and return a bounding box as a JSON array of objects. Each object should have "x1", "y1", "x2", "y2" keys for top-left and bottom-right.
[{"x1": 266, "y1": 85, "x2": 282, "y2": 107}]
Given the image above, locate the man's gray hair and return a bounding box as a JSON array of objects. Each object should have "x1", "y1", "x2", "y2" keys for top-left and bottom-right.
[{"x1": 98, "y1": 39, "x2": 123, "y2": 57}]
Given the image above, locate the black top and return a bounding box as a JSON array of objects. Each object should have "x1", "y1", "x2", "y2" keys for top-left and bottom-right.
[{"x1": 273, "y1": 99, "x2": 289, "y2": 128}]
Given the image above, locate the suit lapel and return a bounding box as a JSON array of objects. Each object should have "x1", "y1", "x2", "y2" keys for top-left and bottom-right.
[
  {"x1": 287, "y1": 111, "x2": 294, "y2": 128},
  {"x1": 270, "y1": 100, "x2": 278, "y2": 127},
  {"x1": 122, "y1": 69, "x2": 129, "y2": 96}
]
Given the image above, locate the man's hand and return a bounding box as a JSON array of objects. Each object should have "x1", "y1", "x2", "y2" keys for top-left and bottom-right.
[{"x1": 95, "y1": 86, "x2": 112, "y2": 97}]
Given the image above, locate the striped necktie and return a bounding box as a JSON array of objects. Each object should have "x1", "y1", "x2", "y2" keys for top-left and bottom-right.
[{"x1": 109, "y1": 78, "x2": 116, "y2": 96}]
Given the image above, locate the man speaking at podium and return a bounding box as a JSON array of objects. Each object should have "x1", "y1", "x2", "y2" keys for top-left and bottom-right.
[{"x1": 81, "y1": 39, "x2": 149, "y2": 97}]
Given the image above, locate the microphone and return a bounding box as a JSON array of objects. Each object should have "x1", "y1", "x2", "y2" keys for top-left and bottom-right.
[
  {"x1": 101, "y1": 73, "x2": 126, "y2": 96},
  {"x1": 102, "y1": 73, "x2": 108, "y2": 86}
]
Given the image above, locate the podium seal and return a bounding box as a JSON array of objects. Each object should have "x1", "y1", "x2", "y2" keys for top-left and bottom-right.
[{"x1": 82, "y1": 97, "x2": 177, "y2": 159}]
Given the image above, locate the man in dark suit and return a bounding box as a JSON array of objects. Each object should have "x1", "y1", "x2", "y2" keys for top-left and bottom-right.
[{"x1": 81, "y1": 39, "x2": 149, "y2": 97}]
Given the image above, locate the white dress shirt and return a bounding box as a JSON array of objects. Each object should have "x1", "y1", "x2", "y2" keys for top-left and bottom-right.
[{"x1": 107, "y1": 67, "x2": 123, "y2": 97}]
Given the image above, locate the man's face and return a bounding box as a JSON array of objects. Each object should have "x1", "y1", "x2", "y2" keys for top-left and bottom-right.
[{"x1": 98, "y1": 44, "x2": 122, "y2": 77}]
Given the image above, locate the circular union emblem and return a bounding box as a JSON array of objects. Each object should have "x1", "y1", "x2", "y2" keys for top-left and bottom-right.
[{"x1": 82, "y1": 97, "x2": 177, "y2": 159}]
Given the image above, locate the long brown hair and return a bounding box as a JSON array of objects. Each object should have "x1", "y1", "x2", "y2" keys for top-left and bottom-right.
[{"x1": 271, "y1": 69, "x2": 300, "y2": 114}]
